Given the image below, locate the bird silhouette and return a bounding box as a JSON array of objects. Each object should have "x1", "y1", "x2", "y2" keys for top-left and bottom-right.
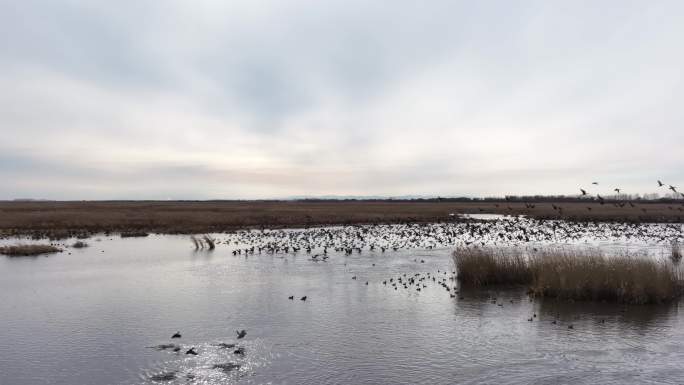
[
  {"x1": 171, "y1": 331, "x2": 181, "y2": 339},
  {"x1": 658, "y1": 180, "x2": 664, "y2": 187},
  {"x1": 300, "y1": 296, "x2": 307, "y2": 301},
  {"x1": 185, "y1": 347, "x2": 198, "y2": 355},
  {"x1": 580, "y1": 189, "x2": 587, "y2": 196},
  {"x1": 236, "y1": 330, "x2": 247, "y2": 339}
]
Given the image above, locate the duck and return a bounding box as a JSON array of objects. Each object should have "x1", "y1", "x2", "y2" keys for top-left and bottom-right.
[{"x1": 185, "y1": 347, "x2": 198, "y2": 355}]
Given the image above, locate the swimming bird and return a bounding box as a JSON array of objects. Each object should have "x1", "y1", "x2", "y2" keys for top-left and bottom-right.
[
  {"x1": 185, "y1": 347, "x2": 198, "y2": 355},
  {"x1": 236, "y1": 330, "x2": 247, "y2": 339},
  {"x1": 171, "y1": 331, "x2": 181, "y2": 339}
]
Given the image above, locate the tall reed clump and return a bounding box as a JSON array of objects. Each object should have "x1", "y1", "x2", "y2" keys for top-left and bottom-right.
[
  {"x1": 452, "y1": 247, "x2": 532, "y2": 286},
  {"x1": 190, "y1": 235, "x2": 216, "y2": 250},
  {"x1": 452, "y1": 246, "x2": 683, "y2": 304},
  {"x1": 531, "y1": 249, "x2": 680, "y2": 304}
]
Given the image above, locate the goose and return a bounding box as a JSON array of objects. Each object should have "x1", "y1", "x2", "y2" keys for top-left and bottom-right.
[{"x1": 236, "y1": 330, "x2": 247, "y2": 339}]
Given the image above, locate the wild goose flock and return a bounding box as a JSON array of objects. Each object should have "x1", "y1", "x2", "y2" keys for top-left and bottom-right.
[{"x1": 215, "y1": 218, "x2": 682, "y2": 258}]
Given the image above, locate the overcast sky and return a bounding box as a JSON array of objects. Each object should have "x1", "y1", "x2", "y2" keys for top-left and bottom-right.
[{"x1": 1, "y1": 1, "x2": 682, "y2": 199}]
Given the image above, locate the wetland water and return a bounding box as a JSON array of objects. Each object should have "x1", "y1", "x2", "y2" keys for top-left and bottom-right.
[{"x1": 1, "y1": 220, "x2": 684, "y2": 385}]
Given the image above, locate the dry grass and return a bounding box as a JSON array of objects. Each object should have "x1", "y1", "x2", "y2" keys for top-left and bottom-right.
[
  {"x1": 451, "y1": 247, "x2": 532, "y2": 286},
  {"x1": 120, "y1": 231, "x2": 149, "y2": 238},
  {"x1": 0, "y1": 200, "x2": 681, "y2": 239},
  {"x1": 453, "y1": 246, "x2": 683, "y2": 304},
  {"x1": 0, "y1": 244, "x2": 62, "y2": 256}
]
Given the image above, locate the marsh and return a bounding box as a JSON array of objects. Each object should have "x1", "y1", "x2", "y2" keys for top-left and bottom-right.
[{"x1": 1, "y1": 222, "x2": 683, "y2": 384}]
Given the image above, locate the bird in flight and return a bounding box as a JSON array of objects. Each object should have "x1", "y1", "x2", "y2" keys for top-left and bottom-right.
[
  {"x1": 580, "y1": 189, "x2": 587, "y2": 196},
  {"x1": 592, "y1": 182, "x2": 599, "y2": 185},
  {"x1": 658, "y1": 180, "x2": 664, "y2": 187}
]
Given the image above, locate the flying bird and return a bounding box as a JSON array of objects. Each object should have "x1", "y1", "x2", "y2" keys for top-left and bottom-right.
[
  {"x1": 580, "y1": 189, "x2": 587, "y2": 196},
  {"x1": 592, "y1": 182, "x2": 599, "y2": 185},
  {"x1": 614, "y1": 188, "x2": 620, "y2": 194},
  {"x1": 669, "y1": 185, "x2": 678, "y2": 193},
  {"x1": 171, "y1": 331, "x2": 181, "y2": 339},
  {"x1": 236, "y1": 330, "x2": 247, "y2": 339},
  {"x1": 658, "y1": 180, "x2": 664, "y2": 187}
]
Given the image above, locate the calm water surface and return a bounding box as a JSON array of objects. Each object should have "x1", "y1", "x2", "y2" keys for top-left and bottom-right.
[{"x1": 1, "y1": 228, "x2": 684, "y2": 385}]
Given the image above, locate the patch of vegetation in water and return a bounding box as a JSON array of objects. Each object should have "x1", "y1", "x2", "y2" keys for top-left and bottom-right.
[
  {"x1": 0, "y1": 244, "x2": 62, "y2": 256},
  {"x1": 120, "y1": 231, "x2": 149, "y2": 238},
  {"x1": 453, "y1": 246, "x2": 684, "y2": 304}
]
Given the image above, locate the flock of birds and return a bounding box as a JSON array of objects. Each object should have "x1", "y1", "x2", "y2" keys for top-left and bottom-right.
[
  {"x1": 578, "y1": 180, "x2": 682, "y2": 209},
  {"x1": 146, "y1": 328, "x2": 249, "y2": 381},
  {"x1": 148, "y1": 329, "x2": 248, "y2": 357},
  {"x1": 212, "y1": 218, "x2": 682, "y2": 258}
]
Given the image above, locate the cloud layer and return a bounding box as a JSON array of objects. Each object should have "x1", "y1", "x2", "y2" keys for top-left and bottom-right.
[{"x1": 1, "y1": 0, "x2": 682, "y2": 199}]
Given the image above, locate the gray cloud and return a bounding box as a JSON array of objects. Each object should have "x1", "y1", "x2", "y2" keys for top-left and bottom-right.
[{"x1": 1, "y1": 0, "x2": 683, "y2": 199}]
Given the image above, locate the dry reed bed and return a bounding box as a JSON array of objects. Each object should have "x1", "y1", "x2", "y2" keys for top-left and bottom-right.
[
  {"x1": 453, "y1": 246, "x2": 684, "y2": 304},
  {"x1": 0, "y1": 244, "x2": 62, "y2": 256},
  {"x1": 0, "y1": 200, "x2": 682, "y2": 239}
]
